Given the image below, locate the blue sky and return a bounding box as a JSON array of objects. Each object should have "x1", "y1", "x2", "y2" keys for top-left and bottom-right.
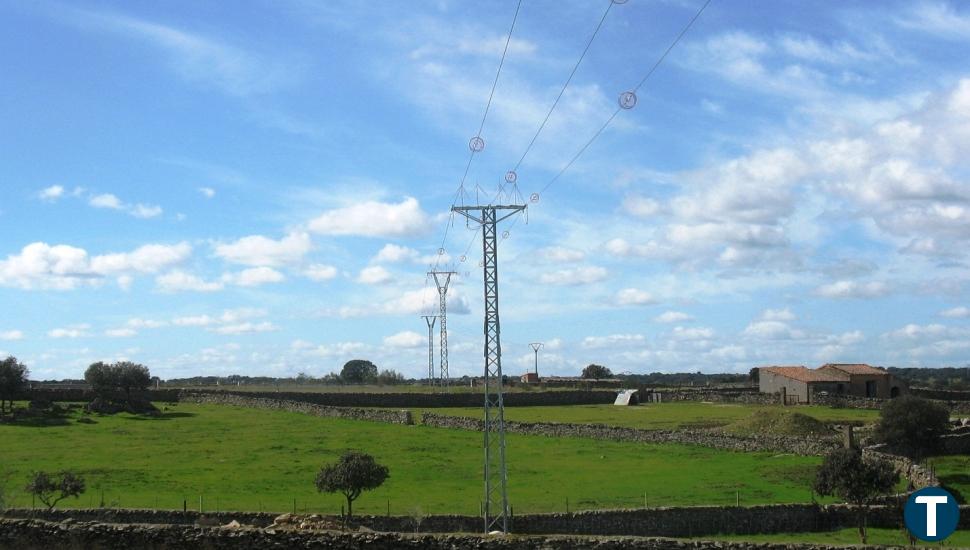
[{"x1": 2, "y1": 0, "x2": 970, "y2": 380}]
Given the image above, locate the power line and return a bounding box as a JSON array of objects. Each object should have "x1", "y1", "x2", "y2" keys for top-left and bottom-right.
[
  {"x1": 511, "y1": 0, "x2": 618, "y2": 174},
  {"x1": 536, "y1": 0, "x2": 714, "y2": 197}
]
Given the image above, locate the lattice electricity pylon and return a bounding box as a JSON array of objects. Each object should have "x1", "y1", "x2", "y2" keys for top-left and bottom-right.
[
  {"x1": 429, "y1": 270, "x2": 458, "y2": 387},
  {"x1": 422, "y1": 315, "x2": 438, "y2": 386},
  {"x1": 452, "y1": 203, "x2": 526, "y2": 534}
]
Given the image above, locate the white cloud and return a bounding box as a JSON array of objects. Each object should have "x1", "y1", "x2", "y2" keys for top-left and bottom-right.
[
  {"x1": 88, "y1": 192, "x2": 163, "y2": 218},
  {"x1": 655, "y1": 311, "x2": 692, "y2": 324},
  {"x1": 214, "y1": 232, "x2": 311, "y2": 267},
  {"x1": 383, "y1": 330, "x2": 425, "y2": 348},
  {"x1": 307, "y1": 197, "x2": 430, "y2": 238},
  {"x1": 0, "y1": 330, "x2": 24, "y2": 341},
  {"x1": 304, "y1": 264, "x2": 338, "y2": 281},
  {"x1": 373, "y1": 244, "x2": 419, "y2": 263},
  {"x1": 48, "y1": 324, "x2": 90, "y2": 339},
  {"x1": 39, "y1": 185, "x2": 65, "y2": 201},
  {"x1": 940, "y1": 306, "x2": 970, "y2": 319},
  {"x1": 761, "y1": 308, "x2": 795, "y2": 321},
  {"x1": 815, "y1": 280, "x2": 889, "y2": 299},
  {"x1": 90, "y1": 193, "x2": 123, "y2": 210},
  {"x1": 155, "y1": 270, "x2": 223, "y2": 292},
  {"x1": 198, "y1": 187, "x2": 216, "y2": 198},
  {"x1": 90, "y1": 242, "x2": 192, "y2": 274},
  {"x1": 172, "y1": 314, "x2": 215, "y2": 327},
  {"x1": 210, "y1": 321, "x2": 277, "y2": 335},
  {"x1": 582, "y1": 334, "x2": 645, "y2": 349},
  {"x1": 223, "y1": 266, "x2": 285, "y2": 287},
  {"x1": 614, "y1": 288, "x2": 655, "y2": 306},
  {"x1": 671, "y1": 326, "x2": 715, "y2": 340},
  {"x1": 105, "y1": 328, "x2": 137, "y2": 338},
  {"x1": 743, "y1": 320, "x2": 805, "y2": 340},
  {"x1": 539, "y1": 266, "x2": 607, "y2": 286},
  {"x1": 126, "y1": 318, "x2": 167, "y2": 329},
  {"x1": 621, "y1": 195, "x2": 661, "y2": 217},
  {"x1": 357, "y1": 265, "x2": 393, "y2": 285}
]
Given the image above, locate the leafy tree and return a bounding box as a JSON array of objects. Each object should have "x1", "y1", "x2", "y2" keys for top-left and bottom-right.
[
  {"x1": 84, "y1": 362, "x2": 114, "y2": 396},
  {"x1": 340, "y1": 360, "x2": 378, "y2": 384},
  {"x1": 25, "y1": 471, "x2": 86, "y2": 511},
  {"x1": 116, "y1": 362, "x2": 151, "y2": 402},
  {"x1": 813, "y1": 448, "x2": 898, "y2": 544},
  {"x1": 0, "y1": 356, "x2": 29, "y2": 415},
  {"x1": 581, "y1": 364, "x2": 612, "y2": 379},
  {"x1": 315, "y1": 451, "x2": 389, "y2": 520},
  {"x1": 873, "y1": 395, "x2": 950, "y2": 459}
]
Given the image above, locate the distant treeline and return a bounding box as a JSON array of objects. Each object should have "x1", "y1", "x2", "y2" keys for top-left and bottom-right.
[
  {"x1": 887, "y1": 367, "x2": 970, "y2": 389},
  {"x1": 616, "y1": 372, "x2": 750, "y2": 387}
]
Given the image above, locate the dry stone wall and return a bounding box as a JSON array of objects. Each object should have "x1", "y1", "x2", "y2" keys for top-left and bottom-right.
[
  {"x1": 3, "y1": 518, "x2": 942, "y2": 550},
  {"x1": 862, "y1": 447, "x2": 938, "y2": 489},
  {"x1": 179, "y1": 389, "x2": 617, "y2": 408},
  {"x1": 178, "y1": 392, "x2": 413, "y2": 424},
  {"x1": 421, "y1": 413, "x2": 841, "y2": 455}
]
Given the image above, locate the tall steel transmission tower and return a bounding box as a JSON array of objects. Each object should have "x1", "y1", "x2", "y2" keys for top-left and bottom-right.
[
  {"x1": 452, "y1": 203, "x2": 526, "y2": 534},
  {"x1": 421, "y1": 315, "x2": 438, "y2": 386},
  {"x1": 429, "y1": 270, "x2": 457, "y2": 387},
  {"x1": 529, "y1": 342, "x2": 543, "y2": 378}
]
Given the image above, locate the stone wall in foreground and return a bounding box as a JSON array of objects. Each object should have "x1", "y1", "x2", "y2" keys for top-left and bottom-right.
[
  {"x1": 421, "y1": 413, "x2": 841, "y2": 455},
  {"x1": 177, "y1": 392, "x2": 413, "y2": 425},
  {"x1": 0, "y1": 518, "x2": 933, "y2": 550},
  {"x1": 179, "y1": 389, "x2": 617, "y2": 408}
]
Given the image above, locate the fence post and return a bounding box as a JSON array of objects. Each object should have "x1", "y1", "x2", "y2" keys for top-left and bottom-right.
[
  {"x1": 183, "y1": 500, "x2": 186, "y2": 512},
  {"x1": 566, "y1": 497, "x2": 569, "y2": 514},
  {"x1": 199, "y1": 495, "x2": 203, "y2": 513}
]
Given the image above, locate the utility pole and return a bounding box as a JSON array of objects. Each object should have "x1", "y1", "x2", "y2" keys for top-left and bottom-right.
[
  {"x1": 422, "y1": 315, "x2": 438, "y2": 386},
  {"x1": 452, "y1": 203, "x2": 526, "y2": 535},
  {"x1": 429, "y1": 270, "x2": 458, "y2": 387},
  {"x1": 529, "y1": 342, "x2": 543, "y2": 378}
]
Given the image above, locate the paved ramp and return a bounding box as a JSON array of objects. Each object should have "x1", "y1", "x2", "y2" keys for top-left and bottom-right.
[{"x1": 614, "y1": 389, "x2": 638, "y2": 406}]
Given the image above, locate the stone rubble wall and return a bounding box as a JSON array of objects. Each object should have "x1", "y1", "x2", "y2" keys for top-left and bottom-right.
[
  {"x1": 179, "y1": 389, "x2": 618, "y2": 408},
  {"x1": 645, "y1": 388, "x2": 780, "y2": 405},
  {"x1": 421, "y1": 413, "x2": 841, "y2": 455},
  {"x1": 1, "y1": 518, "x2": 937, "y2": 550},
  {"x1": 177, "y1": 392, "x2": 414, "y2": 425},
  {"x1": 862, "y1": 447, "x2": 938, "y2": 489},
  {"x1": 911, "y1": 387, "x2": 970, "y2": 401}
]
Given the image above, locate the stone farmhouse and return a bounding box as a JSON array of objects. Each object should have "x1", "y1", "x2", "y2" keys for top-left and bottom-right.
[{"x1": 758, "y1": 363, "x2": 907, "y2": 404}]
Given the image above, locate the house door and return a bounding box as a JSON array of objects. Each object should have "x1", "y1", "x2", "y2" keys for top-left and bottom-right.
[{"x1": 865, "y1": 380, "x2": 877, "y2": 397}]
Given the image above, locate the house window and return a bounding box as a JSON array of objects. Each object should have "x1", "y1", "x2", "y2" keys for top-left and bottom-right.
[{"x1": 865, "y1": 380, "x2": 877, "y2": 398}]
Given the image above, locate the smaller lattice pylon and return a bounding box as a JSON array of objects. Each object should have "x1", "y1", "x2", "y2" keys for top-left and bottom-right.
[{"x1": 421, "y1": 315, "x2": 438, "y2": 386}]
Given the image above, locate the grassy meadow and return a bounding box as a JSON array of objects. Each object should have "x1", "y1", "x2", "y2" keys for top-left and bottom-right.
[
  {"x1": 410, "y1": 402, "x2": 881, "y2": 430},
  {"x1": 0, "y1": 402, "x2": 826, "y2": 515},
  {"x1": 693, "y1": 527, "x2": 970, "y2": 547}
]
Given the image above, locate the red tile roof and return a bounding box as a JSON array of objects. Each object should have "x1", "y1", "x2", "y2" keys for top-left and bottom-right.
[
  {"x1": 819, "y1": 363, "x2": 887, "y2": 376},
  {"x1": 761, "y1": 366, "x2": 845, "y2": 383}
]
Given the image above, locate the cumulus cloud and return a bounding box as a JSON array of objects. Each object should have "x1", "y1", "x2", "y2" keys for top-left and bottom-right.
[
  {"x1": 222, "y1": 266, "x2": 285, "y2": 287},
  {"x1": 105, "y1": 328, "x2": 137, "y2": 338},
  {"x1": 761, "y1": 308, "x2": 796, "y2": 321},
  {"x1": 655, "y1": 311, "x2": 692, "y2": 323},
  {"x1": 198, "y1": 187, "x2": 216, "y2": 198},
  {"x1": 303, "y1": 264, "x2": 338, "y2": 281},
  {"x1": 372, "y1": 244, "x2": 419, "y2": 263},
  {"x1": 48, "y1": 324, "x2": 90, "y2": 339},
  {"x1": 214, "y1": 232, "x2": 311, "y2": 267},
  {"x1": 0, "y1": 241, "x2": 190, "y2": 290},
  {"x1": 307, "y1": 197, "x2": 430, "y2": 238},
  {"x1": 210, "y1": 321, "x2": 277, "y2": 335},
  {"x1": 0, "y1": 330, "x2": 24, "y2": 341},
  {"x1": 90, "y1": 193, "x2": 123, "y2": 209},
  {"x1": 815, "y1": 280, "x2": 889, "y2": 299},
  {"x1": 39, "y1": 185, "x2": 65, "y2": 201},
  {"x1": 614, "y1": 288, "x2": 656, "y2": 306},
  {"x1": 535, "y1": 246, "x2": 585, "y2": 263},
  {"x1": 671, "y1": 326, "x2": 715, "y2": 340},
  {"x1": 357, "y1": 265, "x2": 392, "y2": 285},
  {"x1": 539, "y1": 266, "x2": 607, "y2": 286},
  {"x1": 383, "y1": 330, "x2": 425, "y2": 348},
  {"x1": 155, "y1": 270, "x2": 223, "y2": 292},
  {"x1": 940, "y1": 306, "x2": 970, "y2": 318}
]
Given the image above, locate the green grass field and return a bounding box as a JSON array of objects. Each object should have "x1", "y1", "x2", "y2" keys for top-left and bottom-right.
[
  {"x1": 0, "y1": 403, "x2": 825, "y2": 515},
  {"x1": 411, "y1": 403, "x2": 881, "y2": 430},
  {"x1": 931, "y1": 454, "x2": 970, "y2": 501},
  {"x1": 693, "y1": 527, "x2": 970, "y2": 547}
]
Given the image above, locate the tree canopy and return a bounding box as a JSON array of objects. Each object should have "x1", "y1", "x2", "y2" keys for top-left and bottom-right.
[
  {"x1": 315, "y1": 451, "x2": 389, "y2": 520},
  {"x1": 873, "y1": 395, "x2": 951, "y2": 459},
  {"x1": 581, "y1": 364, "x2": 612, "y2": 379},
  {"x1": 813, "y1": 448, "x2": 898, "y2": 543},
  {"x1": 0, "y1": 356, "x2": 29, "y2": 415},
  {"x1": 340, "y1": 360, "x2": 378, "y2": 384},
  {"x1": 84, "y1": 361, "x2": 151, "y2": 401}
]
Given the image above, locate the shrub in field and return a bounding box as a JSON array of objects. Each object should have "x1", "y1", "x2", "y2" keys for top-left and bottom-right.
[
  {"x1": 315, "y1": 451, "x2": 388, "y2": 521},
  {"x1": 25, "y1": 470, "x2": 86, "y2": 511},
  {"x1": 581, "y1": 364, "x2": 612, "y2": 379},
  {"x1": 340, "y1": 360, "x2": 378, "y2": 384},
  {"x1": 873, "y1": 395, "x2": 950, "y2": 459}
]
